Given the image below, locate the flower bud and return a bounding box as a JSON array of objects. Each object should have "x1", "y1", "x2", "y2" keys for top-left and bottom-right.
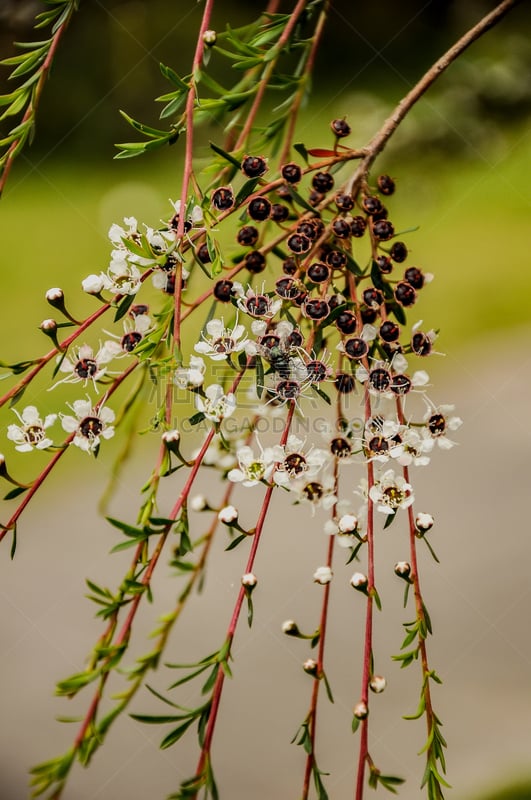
[
  {"x1": 353, "y1": 701, "x2": 368, "y2": 719},
  {"x1": 303, "y1": 658, "x2": 319, "y2": 677},
  {"x1": 350, "y1": 572, "x2": 368, "y2": 593},
  {"x1": 190, "y1": 494, "x2": 208, "y2": 512},
  {"x1": 39, "y1": 318, "x2": 62, "y2": 349},
  {"x1": 394, "y1": 561, "x2": 411, "y2": 580},
  {"x1": 338, "y1": 514, "x2": 358, "y2": 533},
  {"x1": 415, "y1": 512, "x2": 434, "y2": 534},
  {"x1": 313, "y1": 566, "x2": 333, "y2": 585},
  {"x1": 45, "y1": 287, "x2": 64, "y2": 304},
  {"x1": 282, "y1": 620, "x2": 301, "y2": 636},
  {"x1": 82, "y1": 274, "x2": 105, "y2": 295},
  {"x1": 369, "y1": 675, "x2": 386, "y2": 694},
  {"x1": 203, "y1": 29, "x2": 217, "y2": 46},
  {"x1": 218, "y1": 505, "x2": 239, "y2": 525},
  {"x1": 241, "y1": 572, "x2": 257, "y2": 590}
]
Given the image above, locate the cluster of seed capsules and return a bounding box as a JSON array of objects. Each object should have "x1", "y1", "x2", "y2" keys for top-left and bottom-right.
[{"x1": 199, "y1": 119, "x2": 435, "y2": 409}]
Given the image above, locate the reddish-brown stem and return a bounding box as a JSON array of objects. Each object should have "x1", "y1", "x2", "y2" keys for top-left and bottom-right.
[
  {"x1": 278, "y1": 1, "x2": 329, "y2": 165},
  {"x1": 233, "y1": 0, "x2": 311, "y2": 152},
  {"x1": 302, "y1": 459, "x2": 337, "y2": 798},
  {"x1": 193, "y1": 402, "x2": 295, "y2": 785},
  {"x1": 0, "y1": 4, "x2": 76, "y2": 197},
  {"x1": 173, "y1": 0, "x2": 216, "y2": 358},
  {"x1": 348, "y1": 0, "x2": 521, "y2": 194}
]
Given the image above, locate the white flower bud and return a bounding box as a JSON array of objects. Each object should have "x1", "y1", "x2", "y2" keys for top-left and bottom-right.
[
  {"x1": 369, "y1": 675, "x2": 386, "y2": 693},
  {"x1": 350, "y1": 572, "x2": 368, "y2": 591},
  {"x1": 190, "y1": 494, "x2": 208, "y2": 512},
  {"x1": 218, "y1": 505, "x2": 239, "y2": 524},
  {"x1": 40, "y1": 318, "x2": 57, "y2": 332},
  {"x1": 338, "y1": 514, "x2": 358, "y2": 533},
  {"x1": 241, "y1": 572, "x2": 257, "y2": 588},
  {"x1": 415, "y1": 512, "x2": 434, "y2": 533},
  {"x1": 313, "y1": 566, "x2": 333, "y2": 585},
  {"x1": 45, "y1": 287, "x2": 64, "y2": 302},
  {"x1": 394, "y1": 561, "x2": 412, "y2": 580},
  {"x1": 82, "y1": 274, "x2": 105, "y2": 294},
  {"x1": 353, "y1": 701, "x2": 368, "y2": 719},
  {"x1": 303, "y1": 658, "x2": 319, "y2": 676},
  {"x1": 162, "y1": 429, "x2": 180, "y2": 444},
  {"x1": 203, "y1": 29, "x2": 217, "y2": 46},
  {"x1": 282, "y1": 620, "x2": 300, "y2": 636}
]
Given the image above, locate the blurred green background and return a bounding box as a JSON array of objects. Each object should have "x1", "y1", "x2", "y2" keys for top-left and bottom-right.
[{"x1": 0, "y1": 3, "x2": 530, "y2": 800}]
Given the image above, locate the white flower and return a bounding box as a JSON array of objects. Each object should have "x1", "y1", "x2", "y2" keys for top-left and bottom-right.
[
  {"x1": 108, "y1": 216, "x2": 139, "y2": 246},
  {"x1": 218, "y1": 505, "x2": 239, "y2": 524},
  {"x1": 422, "y1": 401, "x2": 462, "y2": 450},
  {"x1": 292, "y1": 470, "x2": 337, "y2": 514},
  {"x1": 170, "y1": 199, "x2": 203, "y2": 227},
  {"x1": 416, "y1": 512, "x2": 434, "y2": 532},
  {"x1": 101, "y1": 313, "x2": 153, "y2": 359},
  {"x1": 195, "y1": 384, "x2": 236, "y2": 422},
  {"x1": 82, "y1": 274, "x2": 105, "y2": 295},
  {"x1": 7, "y1": 406, "x2": 57, "y2": 452},
  {"x1": 313, "y1": 566, "x2": 333, "y2": 585},
  {"x1": 51, "y1": 343, "x2": 115, "y2": 392},
  {"x1": 237, "y1": 285, "x2": 282, "y2": 319},
  {"x1": 273, "y1": 434, "x2": 328, "y2": 488},
  {"x1": 100, "y1": 255, "x2": 142, "y2": 295},
  {"x1": 228, "y1": 442, "x2": 281, "y2": 487},
  {"x1": 194, "y1": 318, "x2": 249, "y2": 361},
  {"x1": 369, "y1": 469, "x2": 414, "y2": 515},
  {"x1": 174, "y1": 356, "x2": 206, "y2": 388},
  {"x1": 60, "y1": 398, "x2": 115, "y2": 453}
]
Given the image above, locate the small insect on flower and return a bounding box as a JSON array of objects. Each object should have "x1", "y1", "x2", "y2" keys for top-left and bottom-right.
[
  {"x1": 60, "y1": 398, "x2": 115, "y2": 454},
  {"x1": 7, "y1": 406, "x2": 57, "y2": 452}
]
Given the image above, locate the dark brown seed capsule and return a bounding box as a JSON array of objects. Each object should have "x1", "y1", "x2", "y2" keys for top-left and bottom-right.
[
  {"x1": 237, "y1": 225, "x2": 259, "y2": 247},
  {"x1": 336, "y1": 311, "x2": 357, "y2": 335},
  {"x1": 404, "y1": 267, "x2": 425, "y2": 289},
  {"x1": 211, "y1": 186, "x2": 234, "y2": 211},
  {"x1": 312, "y1": 171, "x2": 334, "y2": 193},
  {"x1": 411, "y1": 331, "x2": 432, "y2": 356},
  {"x1": 303, "y1": 298, "x2": 330, "y2": 320},
  {"x1": 326, "y1": 249, "x2": 347, "y2": 269},
  {"x1": 306, "y1": 360, "x2": 328, "y2": 382},
  {"x1": 197, "y1": 243, "x2": 211, "y2": 264},
  {"x1": 377, "y1": 174, "x2": 395, "y2": 195},
  {"x1": 331, "y1": 118, "x2": 351, "y2": 138},
  {"x1": 282, "y1": 257, "x2": 298, "y2": 275},
  {"x1": 281, "y1": 162, "x2": 302, "y2": 184},
  {"x1": 287, "y1": 328, "x2": 304, "y2": 348},
  {"x1": 130, "y1": 304, "x2": 149, "y2": 317},
  {"x1": 241, "y1": 155, "x2": 267, "y2": 178},
  {"x1": 275, "y1": 277, "x2": 303, "y2": 300},
  {"x1": 395, "y1": 281, "x2": 417, "y2": 307},
  {"x1": 308, "y1": 189, "x2": 324, "y2": 207},
  {"x1": 372, "y1": 219, "x2": 395, "y2": 241},
  {"x1": 360, "y1": 305, "x2": 378, "y2": 324},
  {"x1": 369, "y1": 368, "x2": 391, "y2": 392},
  {"x1": 335, "y1": 192, "x2": 355, "y2": 211},
  {"x1": 307, "y1": 262, "x2": 331, "y2": 283},
  {"x1": 362, "y1": 195, "x2": 383, "y2": 216},
  {"x1": 121, "y1": 331, "x2": 143, "y2": 352},
  {"x1": 375, "y1": 255, "x2": 393, "y2": 274},
  {"x1": 330, "y1": 436, "x2": 352, "y2": 457},
  {"x1": 390, "y1": 241, "x2": 408, "y2": 263},
  {"x1": 332, "y1": 217, "x2": 352, "y2": 239},
  {"x1": 350, "y1": 216, "x2": 367, "y2": 238},
  {"x1": 390, "y1": 374, "x2": 412, "y2": 395},
  {"x1": 334, "y1": 372, "x2": 356, "y2": 394},
  {"x1": 246, "y1": 295, "x2": 270, "y2": 317},
  {"x1": 248, "y1": 196, "x2": 271, "y2": 221},
  {"x1": 270, "y1": 203, "x2": 290, "y2": 222},
  {"x1": 297, "y1": 221, "x2": 318, "y2": 240},
  {"x1": 287, "y1": 233, "x2": 311, "y2": 254},
  {"x1": 344, "y1": 337, "x2": 369, "y2": 360},
  {"x1": 363, "y1": 288, "x2": 383, "y2": 308},
  {"x1": 245, "y1": 250, "x2": 266, "y2": 274},
  {"x1": 379, "y1": 321, "x2": 400, "y2": 342},
  {"x1": 213, "y1": 280, "x2": 234, "y2": 302}
]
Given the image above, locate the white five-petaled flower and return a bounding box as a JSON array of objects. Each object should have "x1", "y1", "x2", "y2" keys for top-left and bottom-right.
[
  {"x1": 228, "y1": 442, "x2": 282, "y2": 487},
  {"x1": 108, "y1": 216, "x2": 140, "y2": 247},
  {"x1": 369, "y1": 469, "x2": 414, "y2": 515},
  {"x1": 422, "y1": 401, "x2": 462, "y2": 450},
  {"x1": 101, "y1": 313, "x2": 153, "y2": 359},
  {"x1": 194, "y1": 318, "x2": 249, "y2": 361},
  {"x1": 100, "y1": 254, "x2": 142, "y2": 296},
  {"x1": 273, "y1": 434, "x2": 328, "y2": 488},
  {"x1": 7, "y1": 406, "x2": 57, "y2": 452},
  {"x1": 51, "y1": 344, "x2": 115, "y2": 392},
  {"x1": 195, "y1": 384, "x2": 236, "y2": 423},
  {"x1": 174, "y1": 356, "x2": 206, "y2": 389},
  {"x1": 60, "y1": 398, "x2": 115, "y2": 453}
]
